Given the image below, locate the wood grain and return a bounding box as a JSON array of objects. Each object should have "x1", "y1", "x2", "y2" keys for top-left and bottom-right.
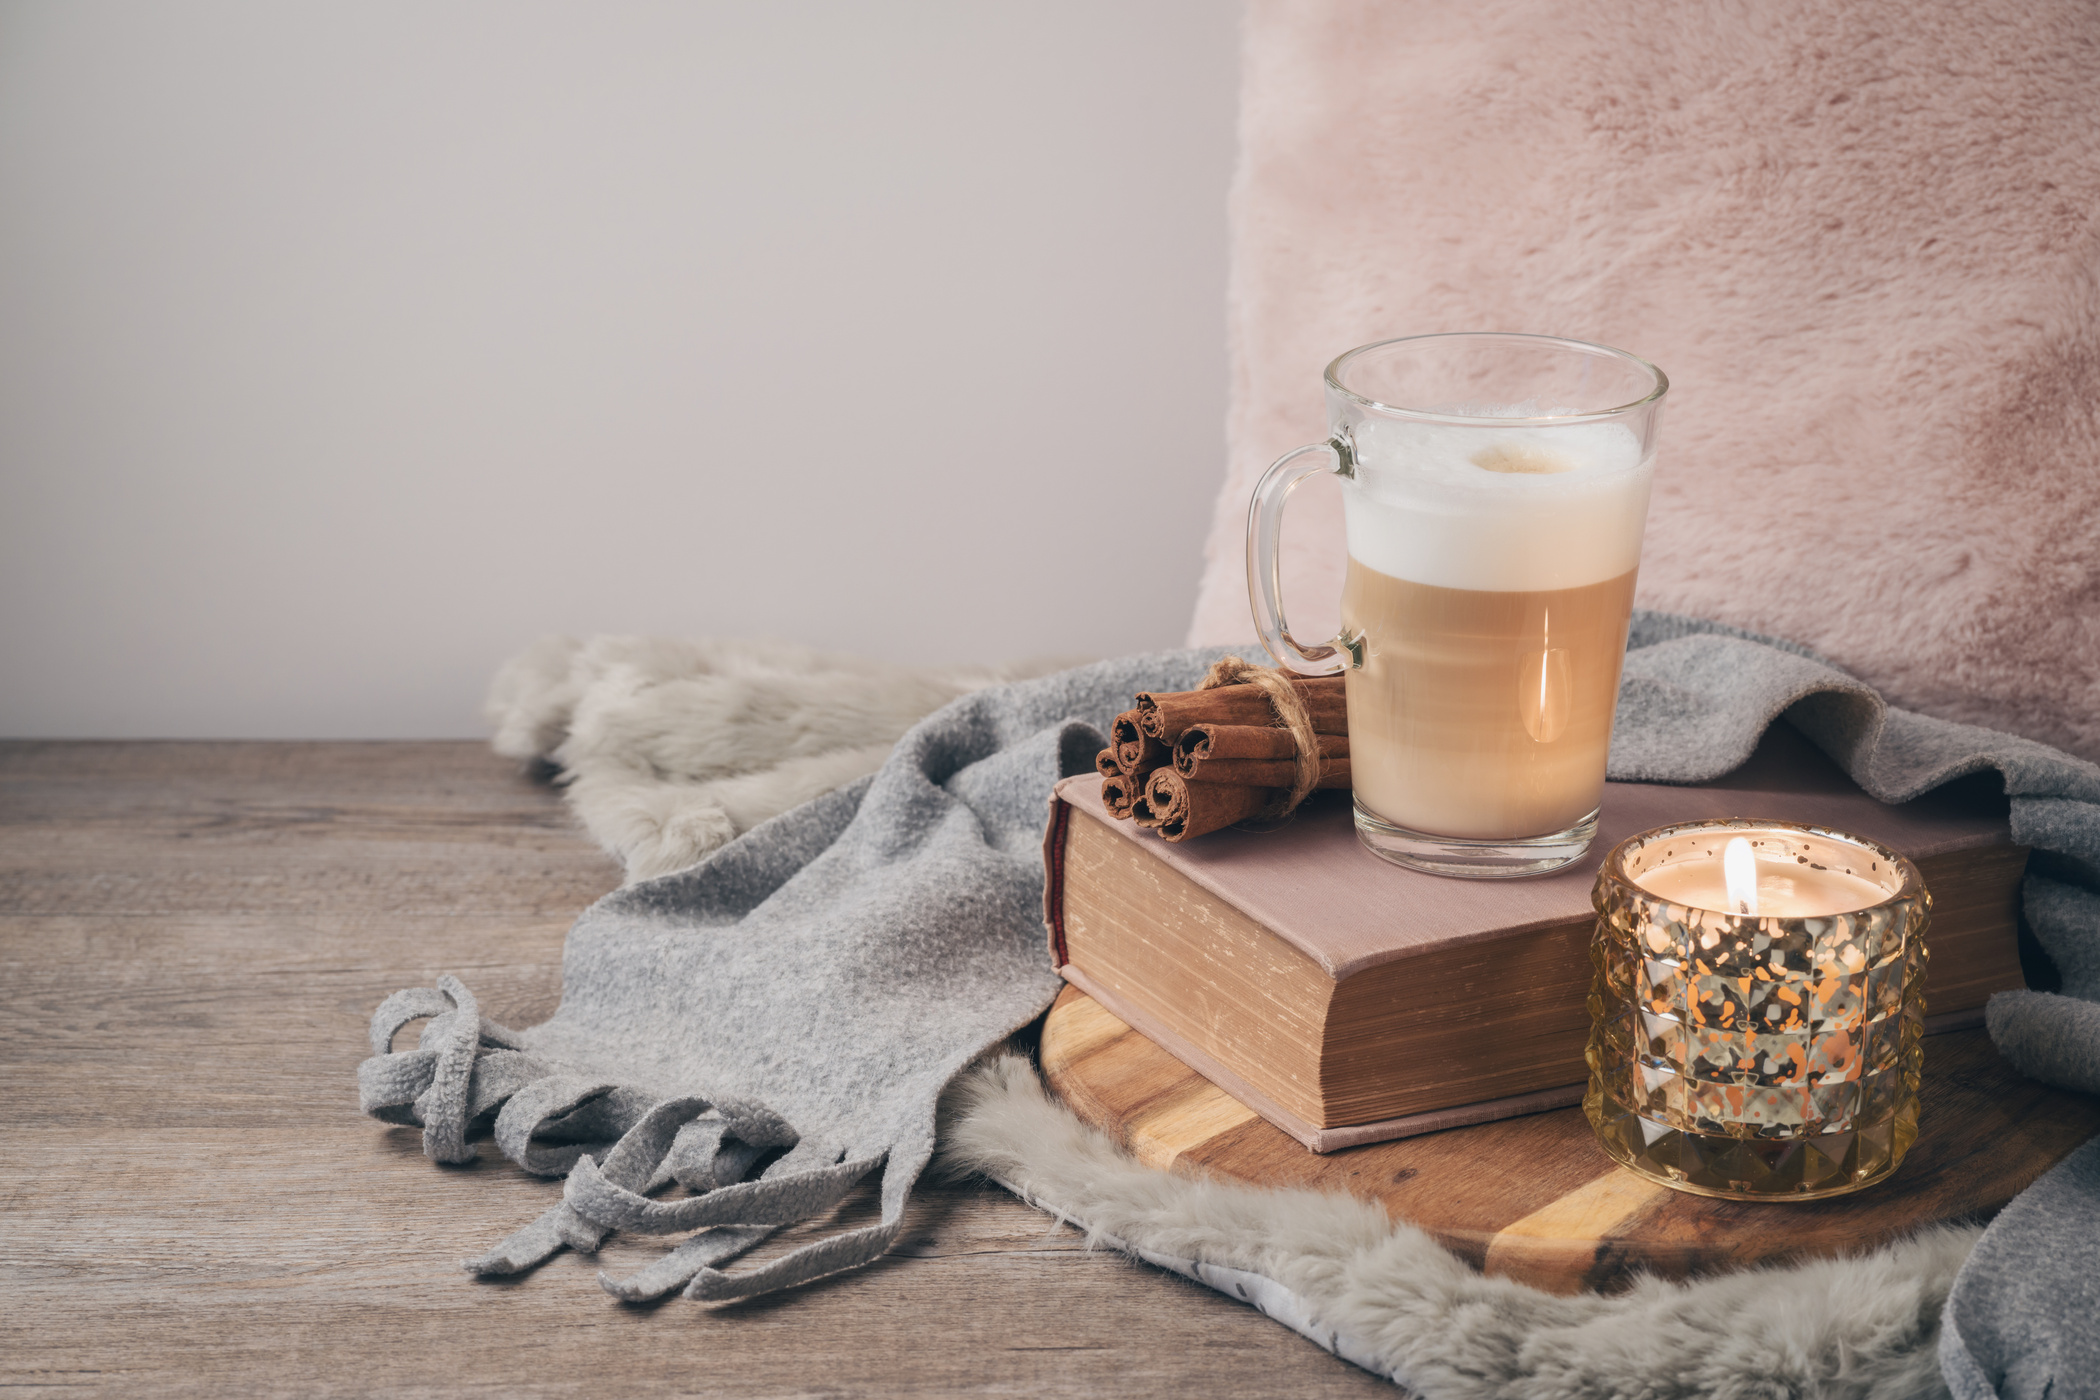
[
  {"x1": 1041, "y1": 983, "x2": 2100, "y2": 1295},
  {"x1": 0, "y1": 741, "x2": 1390, "y2": 1398}
]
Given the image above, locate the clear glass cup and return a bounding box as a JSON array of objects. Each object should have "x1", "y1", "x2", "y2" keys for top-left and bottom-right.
[{"x1": 1247, "y1": 333, "x2": 1667, "y2": 877}]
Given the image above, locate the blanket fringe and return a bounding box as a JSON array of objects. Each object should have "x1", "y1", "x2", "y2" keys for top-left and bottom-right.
[{"x1": 357, "y1": 974, "x2": 910, "y2": 1302}]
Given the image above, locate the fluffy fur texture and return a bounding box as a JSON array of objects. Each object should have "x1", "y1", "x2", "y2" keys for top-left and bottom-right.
[
  {"x1": 941, "y1": 1055, "x2": 1971, "y2": 1400},
  {"x1": 1189, "y1": 0, "x2": 2100, "y2": 762},
  {"x1": 485, "y1": 635, "x2": 1079, "y2": 881}
]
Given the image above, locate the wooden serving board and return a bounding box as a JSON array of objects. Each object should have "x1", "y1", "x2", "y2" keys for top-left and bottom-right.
[{"x1": 1039, "y1": 984, "x2": 2100, "y2": 1294}]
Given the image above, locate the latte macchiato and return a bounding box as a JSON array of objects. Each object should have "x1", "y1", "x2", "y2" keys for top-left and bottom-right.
[
  {"x1": 1247, "y1": 333, "x2": 1665, "y2": 876},
  {"x1": 1339, "y1": 414, "x2": 1651, "y2": 841}
]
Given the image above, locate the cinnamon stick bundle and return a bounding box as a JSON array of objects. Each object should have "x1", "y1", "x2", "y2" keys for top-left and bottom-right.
[
  {"x1": 1133, "y1": 674, "x2": 1347, "y2": 742},
  {"x1": 1095, "y1": 670, "x2": 1353, "y2": 841},
  {"x1": 1142, "y1": 768, "x2": 1280, "y2": 842}
]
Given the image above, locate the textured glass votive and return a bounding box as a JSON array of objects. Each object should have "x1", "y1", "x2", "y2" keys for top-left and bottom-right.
[{"x1": 1584, "y1": 820, "x2": 1931, "y2": 1201}]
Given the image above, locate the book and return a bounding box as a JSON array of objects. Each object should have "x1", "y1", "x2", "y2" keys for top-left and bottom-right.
[{"x1": 1042, "y1": 722, "x2": 2029, "y2": 1152}]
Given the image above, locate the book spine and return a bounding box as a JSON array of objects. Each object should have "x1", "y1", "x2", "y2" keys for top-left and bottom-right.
[{"x1": 1041, "y1": 787, "x2": 1074, "y2": 967}]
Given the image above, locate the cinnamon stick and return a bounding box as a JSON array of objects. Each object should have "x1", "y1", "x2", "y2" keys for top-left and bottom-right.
[
  {"x1": 1142, "y1": 768, "x2": 1282, "y2": 842},
  {"x1": 1134, "y1": 675, "x2": 1347, "y2": 741},
  {"x1": 1179, "y1": 754, "x2": 1352, "y2": 789},
  {"x1": 1100, "y1": 770, "x2": 1148, "y2": 820},
  {"x1": 1174, "y1": 723, "x2": 1351, "y2": 769},
  {"x1": 1110, "y1": 709, "x2": 1171, "y2": 774},
  {"x1": 1095, "y1": 746, "x2": 1122, "y2": 779},
  {"x1": 1141, "y1": 766, "x2": 1189, "y2": 828},
  {"x1": 1170, "y1": 722, "x2": 1351, "y2": 787}
]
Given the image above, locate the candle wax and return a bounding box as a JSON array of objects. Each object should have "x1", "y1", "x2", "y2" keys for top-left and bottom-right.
[{"x1": 1635, "y1": 858, "x2": 1888, "y2": 918}]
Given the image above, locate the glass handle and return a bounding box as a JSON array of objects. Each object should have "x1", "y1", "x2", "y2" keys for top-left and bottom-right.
[{"x1": 1245, "y1": 438, "x2": 1351, "y2": 676}]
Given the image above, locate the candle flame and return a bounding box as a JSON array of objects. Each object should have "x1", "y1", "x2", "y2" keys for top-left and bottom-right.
[{"x1": 1724, "y1": 837, "x2": 1758, "y2": 916}]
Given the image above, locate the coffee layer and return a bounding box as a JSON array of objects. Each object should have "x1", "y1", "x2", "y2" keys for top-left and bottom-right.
[{"x1": 1340, "y1": 559, "x2": 1639, "y2": 839}]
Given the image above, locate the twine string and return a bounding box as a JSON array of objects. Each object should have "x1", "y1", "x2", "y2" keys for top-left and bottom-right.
[{"x1": 1197, "y1": 655, "x2": 1323, "y2": 821}]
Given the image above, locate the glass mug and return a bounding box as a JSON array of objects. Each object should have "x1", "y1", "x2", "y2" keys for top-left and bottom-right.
[{"x1": 1247, "y1": 333, "x2": 1667, "y2": 878}]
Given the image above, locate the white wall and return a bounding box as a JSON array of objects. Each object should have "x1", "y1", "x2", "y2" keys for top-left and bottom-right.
[{"x1": 0, "y1": 2, "x2": 1239, "y2": 737}]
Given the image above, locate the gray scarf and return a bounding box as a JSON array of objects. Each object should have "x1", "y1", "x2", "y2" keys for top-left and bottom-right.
[{"x1": 359, "y1": 648, "x2": 1221, "y2": 1301}]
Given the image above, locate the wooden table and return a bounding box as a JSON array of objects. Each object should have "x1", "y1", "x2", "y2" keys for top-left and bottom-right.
[{"x1": 0, "y1": 742, "x2": 1389, "y2": 1398}]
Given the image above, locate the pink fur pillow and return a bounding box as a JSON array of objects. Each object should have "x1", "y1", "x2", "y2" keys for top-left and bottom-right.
[{"x1": 1190, "y1": 0, "x2": 2100, "y2": 761}]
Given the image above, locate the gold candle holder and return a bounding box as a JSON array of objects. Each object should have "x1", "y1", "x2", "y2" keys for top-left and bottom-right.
[{"x1": 1584, "y1": 820, "x2": 1930, "y2": 1201}]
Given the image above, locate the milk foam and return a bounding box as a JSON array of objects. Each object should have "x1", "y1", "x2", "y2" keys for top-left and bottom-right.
[{"x1": 1342, "y1": 411, "x2": 1652, "y2": 592}]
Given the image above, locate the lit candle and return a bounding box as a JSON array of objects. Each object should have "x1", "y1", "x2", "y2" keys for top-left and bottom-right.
[
  {"x1": 1634, "y1": 832, "x2": 1890, "y2": 917},
  {"x1": 1584, "y1": 819, "x2": 1931, "y2": 1201}
]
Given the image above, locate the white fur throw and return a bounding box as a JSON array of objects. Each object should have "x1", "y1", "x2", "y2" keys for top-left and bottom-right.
[
  {"x1": 942, "y1": 1056, "x2": 1968, "y2": 1400},
  {"x1": 1191, "y1": 0, "x2": 2100, "y2": 763},
  {"x1": 485, "y1": 635, "x2": 1076, "y2": 881}
]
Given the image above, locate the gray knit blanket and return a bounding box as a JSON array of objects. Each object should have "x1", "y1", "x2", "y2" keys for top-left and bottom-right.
[{"x1": 358, "y1": 614, "x2": 2099, "y2": 1396}]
